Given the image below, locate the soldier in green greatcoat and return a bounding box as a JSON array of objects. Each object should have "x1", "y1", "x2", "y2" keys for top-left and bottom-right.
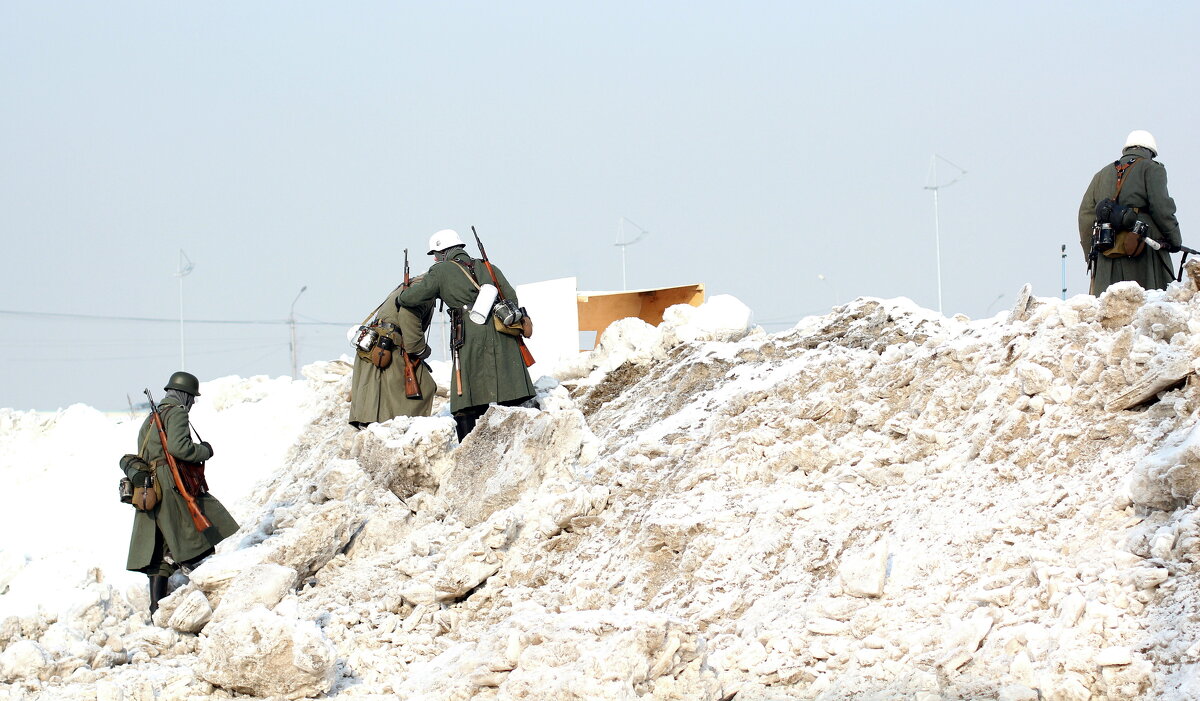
[
  {"x1": 1079, "y1": 130, "x2": 1183, "y2": 295},
  {"x1": 396, "y1": 229, "x2": 536, "y2": 440},
  {"x1": 348, "y1": 286, "x2": 437, "y2": 427},
  {"x1": 122, "y1": 371, "x2": 239, "y2": 615}
]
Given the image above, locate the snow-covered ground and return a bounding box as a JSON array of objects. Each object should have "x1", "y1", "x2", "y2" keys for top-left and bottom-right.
[
  {"x1": 2, "y1": 280, "x2": 1200, "y2": 700},
  {"x1": 0, "y1": 375, "x2": 318, "y2": 618}
]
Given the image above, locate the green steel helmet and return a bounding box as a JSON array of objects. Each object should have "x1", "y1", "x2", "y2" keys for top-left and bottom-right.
[{"x1": 164, "y1": 371, "x2": 201, "y2": 396}]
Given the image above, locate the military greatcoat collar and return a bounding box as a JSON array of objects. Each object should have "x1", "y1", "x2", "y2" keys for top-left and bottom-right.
[{"x1": 1121, "y1": 146, "x2": 1155, "y2": 161}]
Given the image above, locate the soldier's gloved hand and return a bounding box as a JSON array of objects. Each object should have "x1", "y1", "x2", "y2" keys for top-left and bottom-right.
[
  {"x1": 415, "y1": 346, "x2": 432, "y2": 361},
  {"x1": 201, "y1": 441, "x2": 214, "y2": 458},
  {"x1": 1167, "y1": 241, "x2": 1182, "y2": 253},
  {"x1": 139, "y1": 471, "x2": 154, "y2": 488}
]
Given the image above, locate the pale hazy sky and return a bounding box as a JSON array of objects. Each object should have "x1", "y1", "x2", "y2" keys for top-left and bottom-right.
[{"x1": 2, "y1": 2, "x2": 1197, "y2": 410}]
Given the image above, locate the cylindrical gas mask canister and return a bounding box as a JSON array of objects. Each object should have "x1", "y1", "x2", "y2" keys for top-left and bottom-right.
[
  {"x1": 1098, "y1": 223, "x2": 1115, "y2": 249},
  {"x1": 469, "y1": 284, "x2": 499, "y2": 324}
]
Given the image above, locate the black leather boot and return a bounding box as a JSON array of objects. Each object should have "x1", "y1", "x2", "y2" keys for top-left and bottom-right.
[
  {"x1": 148, "y1": 575, "x2": 168, "y2": 617},
  {"x1": 454, "y1": 407, "x2": 485, "y2": 441}
]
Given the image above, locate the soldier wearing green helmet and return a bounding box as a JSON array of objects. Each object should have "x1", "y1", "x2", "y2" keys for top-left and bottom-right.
[
  {"x1": 164, "y1": 370, "x2": 201, "y2": 396},
  {"x1": 121, "y1": 371, "x2": 239, "y2": 618}
]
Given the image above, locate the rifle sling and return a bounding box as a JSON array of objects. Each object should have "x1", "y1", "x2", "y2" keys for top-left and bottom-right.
[{"x1": 151, "y1": 406, "x2": 209, "y2": 495}]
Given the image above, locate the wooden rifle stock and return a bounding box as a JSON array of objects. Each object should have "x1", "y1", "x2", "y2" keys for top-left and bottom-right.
[
  {"x1": 144, "y1": 389, "x2": 212, "y2": 532},
  {"x1": 402, "y1": 354, "x2": 421, "y2": 398},
  {"x1": 471, "y1": 226, "x2": 535, "y2": 367},
  {"x1": 400, "y1": 248, "x2": 422, "y2": 399}
]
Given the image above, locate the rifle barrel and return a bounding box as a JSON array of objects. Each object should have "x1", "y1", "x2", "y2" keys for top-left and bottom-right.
[
  {"x1": 144, "y1": 388, "x2": 212, "y2": 531},
  {"x1": 471, "y1": 226, "x2": 487, "y2": 260}
]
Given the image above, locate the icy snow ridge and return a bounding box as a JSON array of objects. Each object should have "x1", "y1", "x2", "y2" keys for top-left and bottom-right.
[{"x1": 5, "y1": 280, "x2": 1200, "y2": 698}]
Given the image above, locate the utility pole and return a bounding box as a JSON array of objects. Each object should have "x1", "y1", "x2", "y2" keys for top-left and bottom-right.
[
  {"x1": 175, "y1": 250, "x2": 194, "y2": 369},
  {"x1": 615, "y1": 217, "x2": 650, "y2": 290},
  {"x1": 923, "y1": 155, "x2": 967, "y2": 315},
  {"x1": 289, "y1": 285, "x2": 307, "y2": 378}
]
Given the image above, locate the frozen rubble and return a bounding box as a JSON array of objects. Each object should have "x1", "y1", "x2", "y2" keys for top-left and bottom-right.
[{"x1": 4, "y1": 277, "x2": 1200, "y2": 697}]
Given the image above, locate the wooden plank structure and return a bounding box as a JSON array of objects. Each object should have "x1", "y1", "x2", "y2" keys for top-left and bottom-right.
[{"x1": 577, "y1": 283, "x2": 705, "y2": 349}]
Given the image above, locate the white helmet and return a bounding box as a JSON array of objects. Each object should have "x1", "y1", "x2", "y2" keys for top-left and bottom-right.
[
  {"x1": 427, "y1": 229, "x2": 465, "y2": 254},
  {"x1": 1124, "y1": 130, "x2": 1158, "y2": 157}
]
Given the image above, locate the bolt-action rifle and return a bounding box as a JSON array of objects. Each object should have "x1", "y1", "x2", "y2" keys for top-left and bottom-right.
[
  {"x1": 1179, "y1": 245, "x2": 1200, "y2": 283},
  {"x1": 1087, "y1": 224, "x2": 1100, "y2": 285},
  {"x1": 400, "y1": 249, "x2": 421, "y2": 399},
  {"x1": 144, "y1": 389, "x2": 212, "y2": 532},
  {"x1": 1129, "y1": 223, "x2": 1200, "y2": 283},
  {"x1": 472, "y1": 226, "x2": 535, "y2": 367}
]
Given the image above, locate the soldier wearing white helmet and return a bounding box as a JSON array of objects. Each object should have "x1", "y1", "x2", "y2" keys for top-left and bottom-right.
[
  {"x1": 398, "y1": 228, "x2": 536, "y2": 440},
  {"x1": 427, "y1": 228, "x2": 465, "y2": 256},
  {"x1": 1079, "y1": 130, "x2": 1183, "y2": 294},
  {"x1": 1123, "y1": 129, "x2": 1158, "y2": 157}
]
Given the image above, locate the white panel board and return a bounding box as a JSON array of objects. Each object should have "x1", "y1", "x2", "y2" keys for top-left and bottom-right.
[{"x1": 514, "y1": 277, "x2": 579, "y2": 380}]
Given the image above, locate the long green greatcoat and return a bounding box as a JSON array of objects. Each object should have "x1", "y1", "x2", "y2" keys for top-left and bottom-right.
[
  {"x1": 1078, "y1": 146, "x2": 1183, "y2": 295},
  {"x1": 397, "y1": 248, "x2": 535, "y2": 414},
  {"x1": 349, "y1": 289, "x2": 438, "y2": 423},
  {"x1": 124, "y1": 397, "x2": 239, "y2": 572}
]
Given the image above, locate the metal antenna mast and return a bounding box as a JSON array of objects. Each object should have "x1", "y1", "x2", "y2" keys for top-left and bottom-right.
[
  {"x1": 175, "y1": 250, "x2": 194, "y2": 369},
  {"x1": 923, "y1": 154, "x2": 967, "y2": 314},
  {"x1": 615, "y1": 217, "x2": 650, "y2": 290},
  {"x1": 289, "y1": 285, "x2": 307, "y2": 378}
]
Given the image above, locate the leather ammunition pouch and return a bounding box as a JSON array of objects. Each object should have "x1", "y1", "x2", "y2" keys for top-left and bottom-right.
[
  {"x1": 449, "y1": 308, "x2": 466, "y2": 351},
  {"x1": 177, "y1": 460, "x2": 209, "y2": 496}
]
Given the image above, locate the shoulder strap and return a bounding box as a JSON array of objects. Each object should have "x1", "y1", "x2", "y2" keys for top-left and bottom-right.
[
  {"x1": 155, "y1": 404, "x2": 205, "y2": 453},
  {"x1": 359, "y1": 301, "x2": 386, "y2": 327},
  {"x1": 450, "y1": 259, "x2": 482, "y2": 290},
  {"x1": 137, "y1": 421, "x2": 153, "y2": 459},
  {"x1": 1113, "y1": 156, "x2": 1142, "y2": 202}
]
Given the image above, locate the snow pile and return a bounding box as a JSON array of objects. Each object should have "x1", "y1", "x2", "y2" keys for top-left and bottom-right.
[{"x1": 5, "y1": 273, "x2": 1200, "y2": 699}]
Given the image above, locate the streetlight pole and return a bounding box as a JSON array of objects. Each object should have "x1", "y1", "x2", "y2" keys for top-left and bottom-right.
[
  {"x1": 289, "y1": 285, "x2": 307, "y2": 378},
  {"x1": 175, "y1": 250, "x2": 194, "y2": 369},
  {"x1": 615, "y1": 216, "x2": 651, "y2": 290},
  {"x1": 923, "y1": 155, "x2": 967, "y2": 315}
]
